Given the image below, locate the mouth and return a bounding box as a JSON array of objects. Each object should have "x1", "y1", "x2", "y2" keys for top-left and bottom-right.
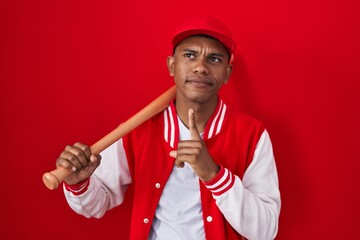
[{"x1": 185, "y1": 78, "x2": 213, "y2": 88}]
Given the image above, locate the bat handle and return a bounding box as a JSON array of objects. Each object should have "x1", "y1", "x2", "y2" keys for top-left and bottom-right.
[
  {"x1": 42, "y1": 145, "x2": 101, "y2": 190},
  {"x1": 42, "y1": 167, "x2": 72, "y2": 190}
]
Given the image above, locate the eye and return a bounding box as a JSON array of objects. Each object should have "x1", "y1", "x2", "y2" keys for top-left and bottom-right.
[
  {"x1": 184, "y1": 53, "x2": 195, "y2": 59},
  {"x1": 209, "y1": 56, "x2": 222, "y2": 63}
]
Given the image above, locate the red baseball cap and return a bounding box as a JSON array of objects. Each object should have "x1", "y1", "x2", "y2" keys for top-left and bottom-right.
[{"x1": 172, "y1": 16, "x2": 236, "y2": 55}]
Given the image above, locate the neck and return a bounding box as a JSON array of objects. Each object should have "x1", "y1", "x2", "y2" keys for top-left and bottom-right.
[{"x1": 175, "y1": 96, "x2": 218, "y2": 132}]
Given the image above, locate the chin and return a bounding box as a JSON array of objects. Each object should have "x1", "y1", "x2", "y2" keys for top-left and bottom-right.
[
  {"x1": 177, "y1": 85, "x2": 217, "y2": 104},
  {"x1": 185, "y1": 92, "x2": 213, "y2": 104}
]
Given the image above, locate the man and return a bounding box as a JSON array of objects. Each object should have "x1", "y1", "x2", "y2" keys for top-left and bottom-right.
[{"x1": 58, "y1": 16, "x2": 281, "y2": 239}]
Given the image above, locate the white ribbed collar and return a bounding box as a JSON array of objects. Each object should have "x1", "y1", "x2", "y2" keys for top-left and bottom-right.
[{"x1": 163, "y1": 99, "x2": 227, "y2": 148}]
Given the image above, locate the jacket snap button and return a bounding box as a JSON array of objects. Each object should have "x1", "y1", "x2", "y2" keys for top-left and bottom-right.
[
  {"x1": 155, "y1": 183, "x2": 161, "y2": 188},
  {"x1": 206, "y1": 216, "x2": 213, "y2": 222},
  {"x1": 143, "y1": 218, "x2": 149, "y2": 224}
]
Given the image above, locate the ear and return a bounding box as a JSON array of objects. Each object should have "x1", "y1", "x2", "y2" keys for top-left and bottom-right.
[
  {"x1": 166, "y1": 56, "x2": 175, "y2": 77},
  {"x1": 224, "y1": 64, "x2": 233, "y2": 84}
]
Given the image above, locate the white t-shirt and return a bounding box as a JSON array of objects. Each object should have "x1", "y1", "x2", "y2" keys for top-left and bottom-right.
[{"x1": 149, "y1": 117, "x2": 205, "y2": 239}]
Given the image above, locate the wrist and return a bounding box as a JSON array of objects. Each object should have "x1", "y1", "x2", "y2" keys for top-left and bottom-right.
[
  {"x1": 203, "y1": 165, "x2": 223, "y2": 184},
  {"x1": 64, "y1": 178, "x2": 90, "y2": 196},
  {"x1": 203, "y1": 166, "x2": 235, "y2": 196},
  {"x1": 203, "y1": 164, "x2": 220, "y2": 182}
]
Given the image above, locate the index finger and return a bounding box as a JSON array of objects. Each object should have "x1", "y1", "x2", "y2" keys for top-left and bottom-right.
[{"x1": 189, "y1": 109, "x2": 201, "y2": 140}]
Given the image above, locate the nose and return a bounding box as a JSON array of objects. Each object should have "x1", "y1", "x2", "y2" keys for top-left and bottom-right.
[{"x1": 193, "y1": 58, "x2": 209, "y2": 75}]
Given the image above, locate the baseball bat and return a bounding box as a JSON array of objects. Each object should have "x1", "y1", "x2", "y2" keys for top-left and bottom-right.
[{"x1": 42, "y1": 85, "x2": 176, "y2": 190}]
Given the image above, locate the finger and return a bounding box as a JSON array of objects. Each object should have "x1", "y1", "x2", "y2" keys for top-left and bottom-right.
[
  {"x1": 174, "y1": 153, "x2": 197, "y2": 165},
  {"x1": 189, "y1": 109, "x2": 201, "y2": 140},
  {"x1": 56, "y1": 156, "x2": 78, "y2": 172},
  {"x1": 59, "y1": 151, "x2": 82, "y2": 171},
  {"x1": 169, "y1": 150, "x2": 184, "y2": 168},
  {"x1": 171, "y1": 148, "x2": 197, "y2": 166},
  {"x1": 176, "y1": 145, "x2": 201, "y2": 156},
  {"x1": 90, "y1": 153, "x2": 101, "y2": 163},
  {"x1": 175, "y1": 160, "x2": 185, "y2": 168},
  {"x1": 74, "y1": 142, "x2": 92, "y2": 159},
  {"x1": 60, "y1": 146, "x2": 88, "y2": 171},
  {"x1": 169, "y1": 150, "x2": 177, "y2": 158},
  {"x1": 177, "y1": 140, "x2": 202, "y2": 148},
  {"x1": 66, "y1": 145, "x2": 90, "y2": 169},
  {"x1": 85, "y1": 154, "x2": 101, "y2": 172}
]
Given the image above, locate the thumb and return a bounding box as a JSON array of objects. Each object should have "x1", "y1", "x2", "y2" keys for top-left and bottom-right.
[{"x1": 189, "y1": 109, "x2": 201, "y2": 140}]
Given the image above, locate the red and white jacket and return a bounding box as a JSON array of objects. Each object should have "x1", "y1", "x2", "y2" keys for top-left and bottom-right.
[{"x1": 64, "y1": 99, "x2": 281, "y2": 240}]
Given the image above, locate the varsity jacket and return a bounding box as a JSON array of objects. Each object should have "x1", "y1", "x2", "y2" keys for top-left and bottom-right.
[{"x1": 64, "y1": 98, "x2": 281, "y2": 240}]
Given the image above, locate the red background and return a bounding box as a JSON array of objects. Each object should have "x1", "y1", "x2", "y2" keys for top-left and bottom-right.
[{"x1": 1, "y1": 0, "x2": 359, "y2": 239}]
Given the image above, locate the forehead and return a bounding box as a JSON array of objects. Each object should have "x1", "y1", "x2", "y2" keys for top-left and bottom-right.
[{"x1": 175, "y1": 35, "x2": 229, "y2": 55}]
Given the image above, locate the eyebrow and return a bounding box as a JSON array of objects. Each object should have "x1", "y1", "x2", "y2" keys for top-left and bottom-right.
[{"x1": 183, "y1": 48, "x2": 197, "y2": 54}]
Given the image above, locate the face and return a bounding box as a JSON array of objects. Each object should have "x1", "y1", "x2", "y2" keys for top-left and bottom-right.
[{"x1": 167, "y1": 36, "x2": 233, "y2": 105}]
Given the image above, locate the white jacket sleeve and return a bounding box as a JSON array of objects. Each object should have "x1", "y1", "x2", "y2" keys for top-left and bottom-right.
[
  {"x1": 63, "y1": 139, "x2": 132, "y2": 218},
  {"x1": 203, "y1": 130, "x2": 281, "y2": 240}
]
